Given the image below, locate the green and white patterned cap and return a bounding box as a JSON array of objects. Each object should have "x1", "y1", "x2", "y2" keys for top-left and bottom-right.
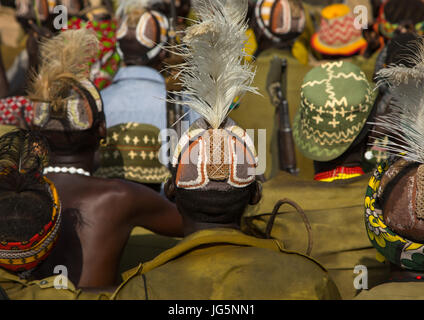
[
  {"x1": 293, "y1": 61, "x2": 375, "y2": 162},
  {"x1": 94, "y1": 122, "x2": 170, "y2": 184}
]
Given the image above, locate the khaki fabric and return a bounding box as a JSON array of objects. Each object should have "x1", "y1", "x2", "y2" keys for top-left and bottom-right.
[
  {"x1": 230, "y1": 48, "x2": 315, "y2": 181},
  {"x1": 0, "y1": 6, "x2": 25, "y2": 49},
  {"x1": 242, "y1": 172, "x2": 390, "y2": 300},
  {"x1": 112, "y1": 228, "x2": 341, "y2": 300},
  {"x1": 118, "y1": 227, "x2": 181, "y2": 276},
  {"x1": 0, "y1": 268, "x2": 109, "y2": 300},
  {"x1": 355, "y1": 282, "x2": 424, "y2": 300}
]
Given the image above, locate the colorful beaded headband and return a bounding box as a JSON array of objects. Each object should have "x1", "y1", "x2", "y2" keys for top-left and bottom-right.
[{"x1": 0, "y1": 170, "x2": 62, "y2": 272}]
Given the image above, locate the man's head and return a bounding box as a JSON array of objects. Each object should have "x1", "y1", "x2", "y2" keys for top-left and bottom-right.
[
  {"x1": 116, "y1": 0, "x2": 169, "y2": 67},
  {"x1": 377, "y1": 0, "x2": 424, "y2": 40},
  {"x1": 164, "y1": 118, "x2": 262, "y2": 227},
  {"x1": 250, "y1": 0, "x2": 306, "y2": 52},
  {"x1": 0, "y1": 129, "x2": 61, "y2": 276},
  {"x1": 364, "y1": 36, "x2": 424, "y2": 272},
  {"x1": 365, "y1": 160, "x2": 424, "y2": 272},
  {"x1": 293, "y1": 61, "x2": 376, "y2": 165},
  {"x1": 28, "y1": 29, "x2": 106, "y2": 155}
]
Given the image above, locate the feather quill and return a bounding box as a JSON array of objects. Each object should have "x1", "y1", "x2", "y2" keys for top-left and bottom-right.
[
  {"x1": 168, "y1": 0, "x2": 258, "y2": 129},
  {"x1": 372, "y1": 37, "x2": 424, "y2": 163},
  {"x1": 27, "y1": 29, "x2": 99, "y2": 103}
]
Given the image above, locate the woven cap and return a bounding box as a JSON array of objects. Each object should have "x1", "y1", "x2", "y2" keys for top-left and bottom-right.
[
  {"x1": 172, "y1": 118, "x2": 258, "y2": 191},
  {"x1": 94, "y1": 122, "x2": 170, "y2": 184},
  {"x1": 311, "y1": 4, "x2": 367, "y2": 56},
  {"x1": 293, "y1": 61, "x2": 375, "y2": 162},
  {"x1": 254, "y1": 0, "x2": 305, "y2": 43}
]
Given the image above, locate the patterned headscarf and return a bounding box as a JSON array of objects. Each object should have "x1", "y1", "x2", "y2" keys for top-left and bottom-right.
[{"x1": 66, "y1": 17, "x2": 121, "y2": 90}]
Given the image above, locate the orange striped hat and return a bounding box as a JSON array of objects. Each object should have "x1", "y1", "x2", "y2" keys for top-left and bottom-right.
[{"x1": 311, "y1": 4, "x2": 367, "y2": 56}]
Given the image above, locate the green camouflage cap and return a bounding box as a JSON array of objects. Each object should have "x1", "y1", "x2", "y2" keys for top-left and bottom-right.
[
  {"x1": 94, "y1": 122, "x2": 170, "y2": 184},
  {"x1": 293, "y1": 61, "x2": 375, "y2": 162}
]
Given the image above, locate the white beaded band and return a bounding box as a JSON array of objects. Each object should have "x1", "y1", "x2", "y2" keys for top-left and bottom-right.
[{"x1": 43, "y1": 166, "x2": 91, "y2": 176}]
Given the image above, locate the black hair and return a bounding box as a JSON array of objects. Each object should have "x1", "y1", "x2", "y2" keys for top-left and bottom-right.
[
  {"x1": 0, "y1": 129, "x2": 53, "y2": 242},
  {"x1": 384, "y1": 0, "x2": 424, "y2": 25},
  {"x1": 0, "y1": 179, "x2": 53, "y2": 242},
  {"x1": 175, "y1": 182, "x2": 257, "y2": 225}
]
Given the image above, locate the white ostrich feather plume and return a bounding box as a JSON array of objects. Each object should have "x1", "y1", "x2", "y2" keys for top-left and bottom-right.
[
  {"x1": 372, "y1": 37, "x2": 424, "y2": 163},
  {"x1": 169, "y1": 0, "x2": 258, "y2": 129}
]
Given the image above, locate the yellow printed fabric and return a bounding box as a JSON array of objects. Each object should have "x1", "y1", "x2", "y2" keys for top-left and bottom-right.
[
  {"x1": 242, "y1": 171, "x2": 391, "y2": 300},
  {"x1": 112, "y1": 228, "x2": 341, "y2": 300}
]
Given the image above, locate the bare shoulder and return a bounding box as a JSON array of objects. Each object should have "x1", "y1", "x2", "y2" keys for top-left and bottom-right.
[{"x1": 85, "y1": 177, "x2": 153, "y2": 201}]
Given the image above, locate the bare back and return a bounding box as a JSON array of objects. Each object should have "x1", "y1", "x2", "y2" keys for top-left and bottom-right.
[{"x1": 33, "y1": 174, "x2": 182, "y2": 288}]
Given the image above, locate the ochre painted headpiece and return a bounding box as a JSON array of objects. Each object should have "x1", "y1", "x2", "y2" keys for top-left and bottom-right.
[
  {"x1": 254, "y1": 0, "x2": 305, "y2": 43},
  {"x1": 116, "y1": 0, "x2": 169, "y2": 62},
  {"x1": 169, "y1": 0, "x2": 259, "y2": 191},
  {"x1": 172, "y1": 118, "x2": 257, "y2": 190},
  {"x1": 28, "y1": 29, "x2": 105, "y2": 131}
]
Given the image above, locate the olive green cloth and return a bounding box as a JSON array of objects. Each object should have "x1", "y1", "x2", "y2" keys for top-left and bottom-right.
[
  {"x1": 355, "y1": 282, "x2": 424, "y2": 300},
  {"x1": 112, "y1": 228, "x2": 341, "y2": 300},
  {"x1": 118, "y1": 227, "x2": 181, "y2": 276},
  {"x1": 230, "y1": 48, "x2": 315, "y2": 180},
  {"x1": 0, "y1": 268, "x2": 109, "y2": 300},
  {"x1": 242, "y1": 171, "x2": 390, "y2": 300}
]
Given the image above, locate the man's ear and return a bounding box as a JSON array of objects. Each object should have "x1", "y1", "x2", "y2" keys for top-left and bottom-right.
[
  {"x1": 97, "y1": 120, "x2": 107, "y2": 140},
  {"x1": 249, "y1": 180, "x2": 262, "y2": 205},
  {"x1": 164, "y1": 178, "x2": 176, "y2": 201}
]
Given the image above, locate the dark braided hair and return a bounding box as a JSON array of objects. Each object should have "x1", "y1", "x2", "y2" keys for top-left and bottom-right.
[{"x1": 0, "y1": 129, "x2": 53, "y2": 242}]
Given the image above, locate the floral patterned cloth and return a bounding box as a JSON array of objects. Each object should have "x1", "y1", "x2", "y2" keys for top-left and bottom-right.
[
  {"x1": 65, "y1": 17, "x2": 121, "y2": 90},
  {"x1": 365, "y1": 160, "x2": 424, "y2": 271}
]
